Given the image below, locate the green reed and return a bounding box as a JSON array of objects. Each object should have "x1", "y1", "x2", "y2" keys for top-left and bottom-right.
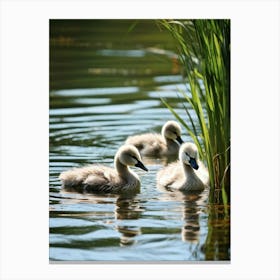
[{"x1": 160, "y1": 20, "x2": 230, "y2": 205}]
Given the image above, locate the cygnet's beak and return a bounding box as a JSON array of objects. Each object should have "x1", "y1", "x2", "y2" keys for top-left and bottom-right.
[
  {"x1": 189, "y1": 157, "x2": 199, "y2": 170},
  {"x1": 135, "y1": 160, "x2": 148, "y2": 171},
  {"x1": 176, "y1": 135, "x2": 184, "y2": 144}
]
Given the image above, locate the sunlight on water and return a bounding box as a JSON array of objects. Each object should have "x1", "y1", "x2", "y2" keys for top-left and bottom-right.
[{"x1": 51, "y1": 86, "x2": 139, "y2": 97}]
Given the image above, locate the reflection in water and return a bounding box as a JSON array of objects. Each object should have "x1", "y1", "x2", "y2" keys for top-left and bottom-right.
[
  {"x1": 203, "y1": 202, "x2": 230, "y2": 260},
  {"x1": 117, "y1": 226, "x2": 141, "y2": 246},
  {"x1": 158, "y1": 187, "x2": 208, "y2": 244},
  {"x1": 115, "y1": 195, "x2": 143, "y2": 220},
  {"x1": 115, "y1": 195, "x2": 143, "y2": 246},
  {"x1": 181, "y1": 191, "x2": 208, "y2": 243}
]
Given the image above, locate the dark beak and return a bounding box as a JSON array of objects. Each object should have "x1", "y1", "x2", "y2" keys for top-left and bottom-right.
[
  {"x1": 176, "y1": 135, "x2": 184, "y2": 144},
  {"x1": 189, "y1": 158, "x2": 199, "y2": 170},
  {"x1": 135, "y1": 160, "x2": 148, "y2": 172}
]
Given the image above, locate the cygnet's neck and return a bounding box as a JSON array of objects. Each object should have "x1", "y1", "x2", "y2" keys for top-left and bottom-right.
[
  {"x1": 165, "y1": 137, "x2": 179, "y2": 150},
  {"x1": 114, "y1": 158, "x2": 133, "y2": 179},
  {"x1": 165, "y1": 137, "x2": 176, "y2": 144},
  {"x1": 182, "y1": 162, "x2": 196, "y2": 175}
]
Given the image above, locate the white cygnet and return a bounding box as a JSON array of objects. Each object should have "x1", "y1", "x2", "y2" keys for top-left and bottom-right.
[
  {"x1": 59, "y1": 145, "x2": 148, "y2": 194},
  {"x1": 157, "y1": 142, "x2": 209, "y2": 192},
  {"x1": 125, "y1": 120, "x2": 183, "y2": 157}
]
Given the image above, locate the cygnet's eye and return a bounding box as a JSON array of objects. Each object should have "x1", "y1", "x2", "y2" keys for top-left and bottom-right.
[
  {"x1": 131, "y1": 155, "x2": 139, "y2": 161},
  {"x1": 171, "y1": 130, "x2": 183, "y2": 144},
  {"x1": 131, "y1": 155, "x2": 148, "y2": 172}
]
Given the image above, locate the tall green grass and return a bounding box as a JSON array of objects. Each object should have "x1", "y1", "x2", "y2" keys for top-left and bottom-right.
[{"x1": 159, "y1": 20, "x2": 230, "y2": 205}]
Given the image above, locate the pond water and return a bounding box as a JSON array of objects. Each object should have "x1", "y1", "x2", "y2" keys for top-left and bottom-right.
[{"x1": 49, "y1": 20, "x2": 230, "y2": 262}]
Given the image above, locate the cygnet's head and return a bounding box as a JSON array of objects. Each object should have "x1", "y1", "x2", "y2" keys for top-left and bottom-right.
[
  {"x1": 161, "y1": 120, "x2": 184, "y2": 144},
  {"x1": 115, "y1": 144, "x2": 148, "y2": 171},
  {"x1": 179, "y1": 142, "x2": 199, "y2": 170}
]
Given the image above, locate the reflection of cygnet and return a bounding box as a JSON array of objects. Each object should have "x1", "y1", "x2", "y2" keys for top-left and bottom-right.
[
  {"x1": 157, "y1": 142, "x2": 209, "y2": 192},
  {"x1": 59, "y1": 145, "x2": 148, "y2": 194},
  {"x1": 114, "y1": 196, "x2": 142, "y2": 246},
  {"x1": 181, "y1": 194, "x2": 202, "y2": 243},
  {"x1": 125, "y1": 120, "x2": 183, "y2": 156},
  {"x1": 117, "y1": 225, "x2": 141, "y2": 246}
]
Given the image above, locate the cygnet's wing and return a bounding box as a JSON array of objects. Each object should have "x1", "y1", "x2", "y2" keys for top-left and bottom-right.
[
  {"x1": 157, "y1": 161, "x2": 182, "y2": 189},
  {"x1": 126, "y1": 133, "x2": 165, "y2": 155},
  {"x1": 59, "y1": 165, "x2": 95, "y2": 191},
  {"x1": 83, "y1": 166, "x2": 121, "y2": 193}
]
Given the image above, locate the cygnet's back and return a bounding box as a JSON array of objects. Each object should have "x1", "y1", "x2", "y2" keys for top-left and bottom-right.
[
  {"x1": 157, "y1": 142, "x2": 209, "y2": 192},
  {"x1": 59, "y1": 145, "x2": 148, "y2": 194},
  {"x1": 125, "y1": 120, "x2": 183, "y2": 157}
]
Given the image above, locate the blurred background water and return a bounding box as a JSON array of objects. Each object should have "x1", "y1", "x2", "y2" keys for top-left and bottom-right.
[{"x1": 49, "y1": 19, "x2": 230, "y2": 261}]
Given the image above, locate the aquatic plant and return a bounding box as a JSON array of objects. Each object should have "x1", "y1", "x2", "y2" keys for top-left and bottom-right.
[{"x1": 159, "y1": 19, "x2": 230, "y2": 205}]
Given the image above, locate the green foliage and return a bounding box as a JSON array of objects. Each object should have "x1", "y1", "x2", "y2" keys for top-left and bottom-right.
[{"x1": 160, "y1": 19, "x2": 230, "y2": 205}]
